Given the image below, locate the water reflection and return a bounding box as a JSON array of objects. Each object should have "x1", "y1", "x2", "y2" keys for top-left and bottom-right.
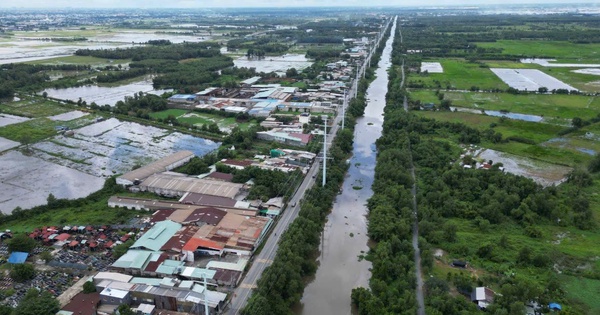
[{"x1": 298, "y1": 19, "x2": 397, "y2": 315}]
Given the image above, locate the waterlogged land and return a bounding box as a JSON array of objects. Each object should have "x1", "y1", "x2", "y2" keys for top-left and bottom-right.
[{"x1": 298, "y1": 17, "x2": 397, "y2": 315}]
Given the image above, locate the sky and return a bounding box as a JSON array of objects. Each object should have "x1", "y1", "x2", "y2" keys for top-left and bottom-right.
[{"x1": 0, "y1": 0, "x2": 592, "y2": 9}]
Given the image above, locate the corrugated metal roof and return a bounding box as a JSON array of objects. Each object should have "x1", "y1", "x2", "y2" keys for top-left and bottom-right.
[
  {"x1": 118, "y1": 151, "x2": 195, "y2": 183},
  {"x1": 180, "y1": 267, "x2": 216, "y2": 280},
  {"x1": 130, "y1": 220, "x2": 182, "y2": 252},
  {"x1": 129, "y1": 277, "x2": 164, "y2": 287}
]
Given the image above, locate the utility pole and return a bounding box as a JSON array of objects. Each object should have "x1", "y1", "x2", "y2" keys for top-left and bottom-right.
[
  {"x1": 322, "y1": 116, "x2": 328, "y2": 187},
  {"x1": 204, "y1": 272, "x2": 210, "y2": 315},
  {"x1": 342, "y1": 90, "x2": 346, "y2": 130},
  {"x1": 355, "y1": 65, "x2": 359, "y2": 98}
]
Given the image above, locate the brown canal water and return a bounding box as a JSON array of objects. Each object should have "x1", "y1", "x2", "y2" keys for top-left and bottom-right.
[{"x1": 296, "y1": 17, "x2": 397, "y2": 315}]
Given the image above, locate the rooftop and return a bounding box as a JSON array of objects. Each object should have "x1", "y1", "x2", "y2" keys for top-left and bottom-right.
[
  {"x1": 179, "y1": 192, "x2": 237, "y2": 208},
  {"x1": 140, "y1": 173, "x2": 244, "y2": 199},
  {"x1": 118, "y1": 151, "x2": 195, "y2": 184},
  {"x1": 61, "y1": 292, "x2": 100, "y2": 315},
  {"x1": 130, "y1": 220, "x2": 183, "y2": 252}
]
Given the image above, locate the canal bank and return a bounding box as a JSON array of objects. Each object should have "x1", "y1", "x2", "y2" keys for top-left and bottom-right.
[{"x1": 297, "y1": 17, "x2": 398, "y2": 315}]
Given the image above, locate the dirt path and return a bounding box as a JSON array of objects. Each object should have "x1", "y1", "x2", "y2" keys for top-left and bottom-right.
[{"x1": 57, "y1": 272, "x2": 95, "y2": 307}]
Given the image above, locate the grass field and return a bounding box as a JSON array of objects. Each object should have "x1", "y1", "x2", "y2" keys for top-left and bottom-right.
[
  {"x1": 414, "y1": 110, "x2": 592, "y2": 166},
  {"x1": 411, "y1": 90, "x2": 600, "y2": 120},
  {"x1": 560, "y1": 275, "x2": 600, "y2": 314},
  {"x1": 26, "y1": 55, "x2": 131, "y2": 66},
  {"x1": 409, "y1": 59, "x2": 509, "y2": 90},
  {"x1": 0, "y1": 96, "x2": 72, "y2": 118},
  {"x1": 150, "y1": 109, "x2": 256, "y2": 131},
  {"x1": 0, "y1": 198, "x2": 141, "y2": 233},
  {"x1": 0, "y1": 115, "x2": 96, "y2": 143},
  {"x1": 476, "y1": 40, "x2": 600, "y2": 62}
]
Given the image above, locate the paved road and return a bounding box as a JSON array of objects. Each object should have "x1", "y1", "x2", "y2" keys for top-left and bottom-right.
[{"x1": 225, "y1": 18, "x2": 392, "y2": 315}]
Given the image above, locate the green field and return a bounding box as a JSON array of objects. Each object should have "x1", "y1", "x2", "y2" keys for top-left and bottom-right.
[
  {"x1": 0, "y1": 115, "x2": 97, "y2": 143},
  {"x1": 411, "y1": 90, "x2": 600, "y2": 120},
  {"x1": 476, "y1": 40, "x2": 600, "y2": 62},
  {"x1": 150, "y1": 109, "x2": 256, "y2": 131},
  {"x1": 0, "y1": 96, "x2": 72, "y2": 118},
  {"x1": 561, "y1": 276, "x2": 600, "y2": 314},
  {"x1": 414, "y1": 110, "x2": 592, "y2": 166},
  {"x1": 410, "y1": 59, "x2": 509, "y2": 90},
  {"x1": 0, "y1": 199, "x2": 140, "y2": 233},
  {"x1": 26, "y1": 55, "x2": 131, "y2": 66}
]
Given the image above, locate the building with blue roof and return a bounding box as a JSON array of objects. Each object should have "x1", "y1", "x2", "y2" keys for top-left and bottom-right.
[{"x1": 8, "y1": 252, "x2": 28, "y2": 264}]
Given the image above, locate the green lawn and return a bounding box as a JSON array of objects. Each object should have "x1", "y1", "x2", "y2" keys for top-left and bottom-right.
[
  {"x1": 476, "y1": 40, "x2": 600, "y2": 62},
  {"x1": 412, "y1": 90, "x2": 600, "y2": 120},
  {"x1": 410, "y1": 59, "x2": 509, "y2": 90}
]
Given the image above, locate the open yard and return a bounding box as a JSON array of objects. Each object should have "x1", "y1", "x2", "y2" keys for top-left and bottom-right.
[{"x1": 408, "y1": 59, "x2": 509, "y2": 90}]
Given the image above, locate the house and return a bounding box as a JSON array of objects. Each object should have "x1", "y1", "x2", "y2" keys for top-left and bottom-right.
[
  {"x1": 100, "y1": 287, "x2": 131, "y2": 306},
  {"x1": 471, "y1": 287, "x2": 495, "y2": 309}
]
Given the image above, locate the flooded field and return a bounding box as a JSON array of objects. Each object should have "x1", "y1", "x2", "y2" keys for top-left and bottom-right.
[
  {"x1": 48, "y1": 111, "x2": 89, "y2": 121},
  {"x1": 0, "y1": 114, "x2": 30, "y2": 127},
  {"x1": 0, "y1": 151, "x2": 105, "y2": 214},
  {"x1": 0, "y1": 117, "x2": 219, "y2": 213},
  {"x1": 43, "y1": 78, "x2": 171, "y2": 106},
  {"x1": 233, "y1": 54, "x2": 313, "y2": 74},
  {"x1": 298, "y1": 19, "x2": 397, "y2": 315},
  {"x1": 450, "y1": 107, "x2": 544, "y2": 122},
  {"x1": 1, "y1": 30, "x2": 208, "y2": 64},
  {"x1": 0, "y1": 137, "x2": 20, "y2": 152},
  {"x1": 478, "y1": 149, "x2": 571, "y2": 186},
  {"x1": 31, "y1": 118, "x2": 219, "y2": 178}
]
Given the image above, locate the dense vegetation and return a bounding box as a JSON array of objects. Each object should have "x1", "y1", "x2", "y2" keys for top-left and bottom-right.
[{"x1": 353, "y1": 16, "x2": 600, "y2": 315}]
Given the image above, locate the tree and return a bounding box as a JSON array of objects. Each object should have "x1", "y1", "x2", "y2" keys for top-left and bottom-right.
[
  {"x1": 0, "y1": 305, "x2": 12, "y2": 315},
  {"x1": 42, "y1": 91, "x2": 48, "y2": 98},
  {"x1": 7, "y1": 234, "x2": 37, "y2": 253},
  {"x1": 572, "y1": 117, "x2": 584, "y2": 128},
  {"x1": 39, "y1": 251, "x2": 52, "y2": 263},
  {"x1": 117, "y1": 304, "x2": 135, "y2": 315},
  {"x1": 588, "y1": 153, "x2": 600, "y2": 173},
  {"x1": 82, "y1": 281, "x2": 96, "y2": 294},
  {"x1": 10, "y1": 264, "x2": 36, "y2": 282},
  {"x1": 113, "y1": 239, "x2": 134, "y2": 259},
  {"x1": 14, "y1": 289, "x2": 59, "y2": 315}
]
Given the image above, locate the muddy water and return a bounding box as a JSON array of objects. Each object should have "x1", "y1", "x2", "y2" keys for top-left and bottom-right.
[
  {"x1": 43, "y1": 77, "x2": 171, "y2": 106},
  {"x1": 297, "y1": 18, "x2": 397, "y2": 315}
]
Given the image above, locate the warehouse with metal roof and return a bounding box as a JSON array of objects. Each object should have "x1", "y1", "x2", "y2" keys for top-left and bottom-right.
[
  {"x1": 117, "y1": 151, "x2": 195, "y2": 186},
  {"x1": 139, "y1": 173, "x2": 244, "y2": 199}
]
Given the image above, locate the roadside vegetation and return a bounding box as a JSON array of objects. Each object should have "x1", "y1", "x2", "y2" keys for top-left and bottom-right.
[
  {"x1": 242, "y1": 22, "x2": 392, "y2": 315},
  {"x1": 351, "y1": 14, "x2": 600, "y2": 315}
]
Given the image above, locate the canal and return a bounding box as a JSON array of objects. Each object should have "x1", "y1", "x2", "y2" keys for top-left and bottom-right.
[{"x1": 297, "y1": 17, "x2": 397, "y2": 315}]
